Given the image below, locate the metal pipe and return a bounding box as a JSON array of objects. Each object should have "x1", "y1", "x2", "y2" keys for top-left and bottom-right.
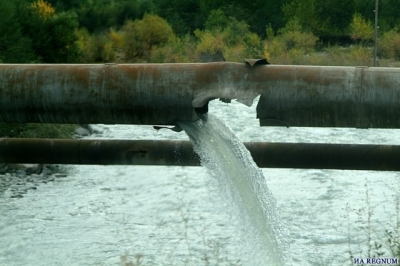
[
  {"x1": 257, "y1": 65, "x2": 400, "y2": 128},
  {"x1": 1, "y1": 64, "x2": 400, "y2": 128},
  {"x1": 0, "y1": 138, "x2": 199, "y2": 166},
  {"x1": 1, "y1": 138, "x2": 400, "y2": 171},
  {"x1": 0, "y1": 63, "x2": 260, "y2": 125}
]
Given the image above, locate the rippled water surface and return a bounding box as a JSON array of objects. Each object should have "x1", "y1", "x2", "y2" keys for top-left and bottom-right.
[{"x1": 1, "y1": 97, "x2": 400, "y2": 265}]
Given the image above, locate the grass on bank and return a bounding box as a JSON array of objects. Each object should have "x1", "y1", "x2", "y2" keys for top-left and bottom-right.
[{"x1": 0, "y1": 123, "x2": 77, "y2": 138}]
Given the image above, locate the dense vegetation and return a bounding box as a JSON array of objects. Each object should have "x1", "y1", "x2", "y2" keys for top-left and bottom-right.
[{"x1": 1, "y1": 0, "x2": 400, "y2": 65}]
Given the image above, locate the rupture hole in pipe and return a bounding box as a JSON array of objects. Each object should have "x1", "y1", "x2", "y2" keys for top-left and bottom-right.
[
  {"x1": 195, "y1": 102, "x2": 209, "y2": 115},
  {"x1": 151, "y1": 103, "x2": 209, "y2": 133},
  {"x1": 152, "y1": 103, "x2": 209, "y2": 133}
]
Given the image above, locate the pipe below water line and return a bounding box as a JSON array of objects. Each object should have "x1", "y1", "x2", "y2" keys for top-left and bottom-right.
[{"x1": 1, "y1": 138, "x2": 400, "y2": 171}]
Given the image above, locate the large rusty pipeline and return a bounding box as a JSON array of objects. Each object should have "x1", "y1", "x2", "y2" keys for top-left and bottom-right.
[
  {"x1": 1, "y1": 63, "x2": 400, "y2": 127},
  {"x1": 0, "y1": 63, "x2": 261, "y2": 125},
  {"x1": 256, "y1": 66, "x2": 400, "y2": 128},
  {"x1": 1, "y1": 138, "x2": 400, "y2": 171}
]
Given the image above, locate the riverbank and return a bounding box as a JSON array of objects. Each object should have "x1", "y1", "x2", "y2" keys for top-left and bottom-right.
[
  {"x1": 0, "y1": 124, "x2": 103, "y2": 198},
  {"x1": 0, "y1": 164, "x2": 69, "y2": 198}
]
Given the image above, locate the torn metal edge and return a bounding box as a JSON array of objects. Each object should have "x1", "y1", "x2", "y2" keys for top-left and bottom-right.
[{"x1": 244, "y1": 58, "x2": 269, "y2": 67}]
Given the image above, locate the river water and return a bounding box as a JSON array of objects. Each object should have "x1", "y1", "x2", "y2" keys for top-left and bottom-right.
[{"x1": 1, "y1": 97, "x2": 400, "y2": 266}]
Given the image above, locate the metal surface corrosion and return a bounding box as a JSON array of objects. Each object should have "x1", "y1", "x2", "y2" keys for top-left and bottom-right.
[
  {"x1": 2, "y1": 138, "x2": 400, "y2": 171},
  {"x1": 257, "y1": 66, "x2": 400, "y2": 128},
  {"x1": 1, "y1": 64, "x2": 400, "y2": 127},
  {"x1": 0, "y1": 63, "x2": 261, "y2": 125},
  {"x1": 0, "y1": 138, "x2": 199, "y2": 166}
]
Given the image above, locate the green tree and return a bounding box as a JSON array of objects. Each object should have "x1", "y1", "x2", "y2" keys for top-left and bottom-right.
[
  {"x1": 354, "y1": 0, "x2": 400, "y2": 32},
  {"x1": 46, "y1": 0, "x2": 87, "y2": 10},
  {"x1": 0, "y1": 1, "x2": 37, "y2": 63},
  {"x1": 77, "y1": 0, "x2": 145, "y2": 32},
  {"x1": 195, "y1": 29, "x2": 226, "y2": 55},
  {"x1": 278, "y1": 18, "x2": 319, "y2": 53},
  {"x1": 195, "y1": 16, "x2": 264, "y2": 62},
  {"x1": 204, "y1": 9, "x2": 230, "y2": 30},
  {"x1": 265, "y1": 23, "x2": 275, "y2": 40},
  {"x1": 379, "y1": 0, "x2": 400, "y2": 31},
  {"x1": 21, "y1": 0, "x2": 81, "y2": 63},
  {"x1": 155, "y1": 0, "x2": 203, "y2": 35},
  {"x1": 76, "y1": 28, "x2": 97, "y2": 62},
  {"x1": 349, "y1": 13, "x2": 373, "y2": 44},
  {"x1": 46, "y1": 0, "x2": 154, "y2": 32},
  {"x1": 264, "y1": 17, "x2": 319, "y2": 63},
  {"x1": 199, "y1": 0, "x2": 290, "y2": 36},
  {"x1": 248, "y1": 0, "x2": 291, "y2": 35},
  {"x1": 149, "y1": 34, "x2": 197, "y2": 63},
  {"x1": 282, "y1": 0, "x2": 325, "y2": 35},
  {"x1": 379, "y1": 28, "x2": 400, "y2": 60},
  {"x1": 121, "y1": 14, "x2": 175, "y2": 61},
  {"x1": 283, "y1": 0, "x2": 356, "y2": 42},
  {"x1": 317, "y1": 0, "x2": 355, "y2": 41}
]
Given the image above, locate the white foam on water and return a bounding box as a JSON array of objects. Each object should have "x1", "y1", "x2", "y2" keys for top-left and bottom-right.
[{"x1": 179, "y1": 114, "x2": 290, "y2": 265}]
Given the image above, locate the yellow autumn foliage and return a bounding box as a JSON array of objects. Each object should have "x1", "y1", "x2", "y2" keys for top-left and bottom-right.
[
  {"x1": 121, "y1": 14, "x2": 175, "y2": 61},
  {"x1": 109, "y1": 28, "x2": 124, "y2": 49},
  {"x1": 194, "y1": 29, "x2": 226, "y2": 55},
  {"x1": 349, "y1": 13, "x2": 373, "y2": 43},
  {"x1": 31, "y1": 0, "x2": 55, "y2": 20}
]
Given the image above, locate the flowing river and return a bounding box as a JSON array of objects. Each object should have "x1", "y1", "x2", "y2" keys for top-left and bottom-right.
[{"x1": 1, "y1": 97, "x2": 400, "y2": 265}]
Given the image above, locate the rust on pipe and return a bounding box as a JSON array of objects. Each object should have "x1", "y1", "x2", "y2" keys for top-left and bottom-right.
[
  {"x1": 0, "y1": 138, "x2": 199, "y2": 166},
  {"x1": 1, "y1": 138, "x2": 400, "y2": 171},
  {"x1": 256, "y1": 65, "x2": 400, "y2": 128},
  {"x1": 0, "y1": 63, "x2": 261, "y2": 125},
  {"x1": 1, "y1": 63, "x2": 400, "y2": 128},
  {"x1": 245, "y1": 142, "x2": 400, "y2": 171}
]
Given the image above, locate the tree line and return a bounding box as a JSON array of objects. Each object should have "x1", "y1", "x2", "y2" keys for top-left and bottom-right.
[
  {"x1": 45, "y1": 0, "x2": 400, "y2": 39},
  {"x1": 1, "y1": 0, "x2": 400, "y2": 64}
]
